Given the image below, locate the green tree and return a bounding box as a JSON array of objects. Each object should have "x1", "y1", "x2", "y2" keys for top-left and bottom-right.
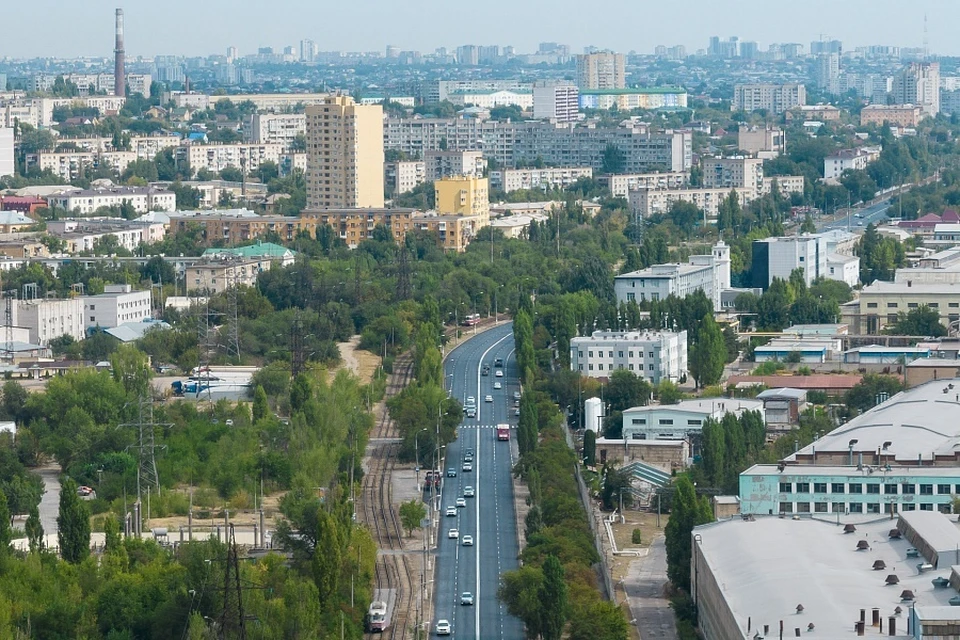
[
  {"x1": 664, "y1": 475, "x2": 713, "y2": 592},
  {"x1": 25, "y1": 504, "x2": 43, "y2": 552},
  {"x1": 667, "y1": 200, "x2": 702, "y2": 237},
  {"x1": 800, "y1": 214, "x2": 817, "y2": 233},
  {"x1": 518, "y1": 392, "x2": 538, "y2": 456},
  {"x1": 110, "y1": 343, "x2": 152, "y2": 397},
  {"x1": 568, "y1": 600, "x2": 628, "y2": 640},
  {"x1": 886, "y1": 305, "x2": 947, "y2": 337},
  {"x1": 845, "y1": 374, "x2": 904, "y2": 415},
  {"x1": 0, "y1": 488, "x2": 10, "y2": 551},
  {"x1": 399, "y1": 499, "x2": 426, "y2": 538},
  {"x1": 539, "y1": 554, "x2": 568, "y2": 640},
  {"x1": 582, "y1": 430, "x2": 596, "y2": 466},
  {"x1": 58, "y1": 477, "x2": 91, "y2": 563},
  {"x1": 605, "y1": 369, "x2": 651, "y2": 412},
  {"x1": 657, "y1": 380, "x2": 683, "y2": 404},
  {"x1": 601, "y1": 144, "x2": 626, "y2": 174},
  {"x1": 290, "y1": 374, "x2": 312, "y2": 413},
  {"x1": 499, "y1": 565, "x2": 544, "y2": 639},
  {"x1": 252, "y1": 385, "x2": 269, "y2": 423},
  {"x1": 103, "y1": 513, "x2": 121, "y2": 552},
  {"x1": 311, "y1": 508, "x2": 342, "y2": 611},
  {"x1": 689, "y1": 314, "x2": 725, "y2": 388}
]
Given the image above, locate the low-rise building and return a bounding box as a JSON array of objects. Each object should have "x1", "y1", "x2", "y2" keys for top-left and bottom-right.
[
  {"x1": 411, "y1": 213, "x2": 481, "y2": 252},
  {"x1": 621, "y1": 398, "x2": 764, "y2": 443},
  {"x1": 823, "y1": 146, "x2": 882, "y2": 181},
  {"x1": 488, "y1": 167, "x2": 592, "y2": 193},
  {"x1": 597, "y1": 172, "x2": 688, "y2": 198},
  {"x1": 760, "y1": 175, "x2": 805, "y2": 195},
  {"x1": 701, "y1": 156, "x2": 764, "y2": 191},
  {"x1": 855, "y1": 280, "x2": 960, "y2": 333},
  {"x1": 243, "y1": 113, "x2": 306, "y2": 146},
  {"x1": 615, "y1": 241, "x2": 731, "y2": 311},
  {"x1": 84, "y1": 284, "x2": 152, "y2": 329},
  {"x1": 299, "y1": 208, "x2": 416, "y2": 248},
  {"x1": 737, "y1": 126, "x2": 786, "y2": 159},
  {"x1": 754, "y1": 338, "x2": 841, "y2": 363},
  {"x1": 571, "y1": 330, "x2": 688, "y2": 384},
  {"x1": 0, "y1": 211, "x2": 38, "y2": 233},
  {"x1": 46, "y1": 186, "x2": 175, "y2": 214},
  {"x1": 177, "y1": 143, "x2": 284, "y2": 176},
  {"x1": 751, "y1": 232, "x2": 859, "y2": 289},
  {"x1": 785, "y1": 104, "x2": 841, "y2": 121},
  {"x1": 202, "y1": 241, "x2": 297, "y2": 267},
  {"x1": 46, "y1": 218, "x2": 166, "y2": 254},
  {"x1": 446, "y1": 89, "x2": 533, "y2": 110},
  {"x1": 860, "y1": 103, "x2": 923, "y2": 127},
  {"x1": 489, "y1": 213, "x2": 550, "y2": 239},
  {"x1": 755, "y1": 388, "x2": 807, "y2": 429},
  {"x1": 31, "y1": 150, "x2": 138, "y2": 181},
  {"x1": 434, "y1": 176, "x2": 489, "y2": 227},
  {"x1": 188, "y1": 256, "x2": 273, "y2": 295}
]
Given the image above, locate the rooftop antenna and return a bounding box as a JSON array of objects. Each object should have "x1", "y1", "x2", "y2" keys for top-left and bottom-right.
[{"x1": 923, "y1": 14, "x2": 929, "y2": 60}]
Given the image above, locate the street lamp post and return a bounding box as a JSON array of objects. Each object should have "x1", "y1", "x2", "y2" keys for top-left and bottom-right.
[{"x1": 415, "y1": 428, "x2": 428, "y2": 491}]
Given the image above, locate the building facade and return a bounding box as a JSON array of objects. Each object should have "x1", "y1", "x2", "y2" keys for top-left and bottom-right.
[
  {"x1": 737, "y1": 126, "x2": 786, "y2": 159},
  {"x1": 856, "y1": 281, "x2": 960, "y2": 334},
  {"x1": 15, "y1": 298, "x2": 85, "y2": 345},
  {"x1": 628, "y1": 186, "x2": 755, "y2": 221},
  {"x1": 701, "y1": 156, "x2": 764, "y2": 192},
  {"x1": 571, "y1": 330, "x2": 688, "y2": 385},
  {"x1": 423, "y1": 150, "x2": 486, "y2": 181},
  {"x1": 305, "y1": 96, "x2": 384, "y2": 210},
  {"x1": 244, "y1": 113, "x2": 306, "y2": 146},
  {"x1": 575, "y1": 52, "x2": 626, "y2": 90},
  {"x1": 384, "y1": 161, "x2": 426, "y2": 196},
  {"x1": 188, "y1": 257, "x2": 273, "y2": 295},
  {"x1": 860, "y1": 104, "x2": 923, "y2": 127},
  {"x1": 46, "y1": 186, "x2": 176, "y2": 214},
  {"x1": 434, "y1": 176, "x2": 489, "y2": 227},
  {"x1": 488, "y1": 167, "x2": 592, "y2": 193},
  {"x1": 892, "y1": 62, "x2": 940, "y2": 117},
  {"x1": 578, "y1": 88, "x2": 688, "y2": 111},
  {"x1": 0, "y1": 127, "x2": 12, "y2": 178},
  {"x1": 621, "y1": 398, "x2": 763, "y2": 442},
  {"x1": 732, "y1": 84, "x2": 806, "y2": 114},
  {"x1": 598, "y1": 172, "x2": 688, "y2": 198},
  {"x1": 84, "y1": 284, "x2": 152, "y2": 329},
  {"x1": 615, "y1": 241, "x2": 731, "y2": 311},
  {"x1": 532, "y1": 82, "x2": 580, "y2": 122}
]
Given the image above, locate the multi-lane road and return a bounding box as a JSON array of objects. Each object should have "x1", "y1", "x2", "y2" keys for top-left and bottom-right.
[
  {"x1": 431, "y1": 323, "x2": 524, "y2": 639},
  {"x1": 819, "y1": 198, "x2": 892, "y2": 232}
]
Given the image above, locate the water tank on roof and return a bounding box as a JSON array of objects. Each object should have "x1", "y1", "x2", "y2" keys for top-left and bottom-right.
[{"x1": 585, "y1": 397, "x2": 603, "y2": 433}]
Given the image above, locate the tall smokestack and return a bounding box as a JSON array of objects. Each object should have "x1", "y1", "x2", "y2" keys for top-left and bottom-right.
[{"x1": 114, "y1": 8, "x2": 125, "y2": 97}]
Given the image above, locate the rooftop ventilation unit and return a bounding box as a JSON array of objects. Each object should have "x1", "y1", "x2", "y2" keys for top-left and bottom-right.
[
  {"x1": 856, "y1": 540, "x2": 870, "y2": 550},
  {"x1": 873, "y1": 560, "x2": 887, "y2": 570},
  {"x1": 844, "y1": 524, "x2": 857, "y2": 534},
  {"x1": 889, "y1": 529, "x2": 901, "y2": 539},
  {"x1": 900, "y1": 590, "x2": 915, "y2": 601},
  {"x1": 885, "y1": 574, "x2": 900, "y2": 585}
]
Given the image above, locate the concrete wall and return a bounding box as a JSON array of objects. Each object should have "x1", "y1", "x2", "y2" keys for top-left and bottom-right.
[{"x1": 691, "y1": 533, "x2": 747, "y2": 639}]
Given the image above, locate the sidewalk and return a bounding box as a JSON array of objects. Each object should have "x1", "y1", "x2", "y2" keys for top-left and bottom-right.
[{"x1": 623, "y1": 535, "x2": 678, "y2": 640}]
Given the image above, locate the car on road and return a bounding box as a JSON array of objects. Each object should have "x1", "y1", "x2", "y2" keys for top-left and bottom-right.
[
  {"x1": 436, "y1": 619, "x2": 451, "y2": 635},
  {"x1": 495, "y1": 370, "x2": 503, "y2": 377},
  {"x1": 447, "y1": 468, "x2": 457, "y2": 477},
  {"x1": 460, "y1": 592, "x2": 474, "y2": 606},
  {"x1": 465, "y1": 448, "x2": 474, "y2": 457},
  {"x1": 466, "y1": 407, "x2": 476, "y2": 418},
  {"x1": 445, "y1": 506, "x2": 457, "y2": 517},
  {"x1": 464, "y1": 453, "x2": 473, "y2": 462},
  {"x1": 464, "y1": 486, "x2": 475, "y2": 497},
  {"x1": 481, "y1": 368, "x2": 489, "y2": 376},
  {"x1": 462, "y1": 462, "x2": 473, "y2": 472},
  {"x1": 448, "y1": 529, "x2": 459, "y2": 539},
  {"x1": 456, "y1": 497, "x2": 466, "y2": 508},
  {"x1": 484, "y1": 395, "x2": 493, "y2": 403},
  {"x1": 513, "y1": 391, "x2": 521, "y2": 400},
  {"x1": 462, "y1": 535, "x2": 473, "y2": 546},
  {"x1": 857, "y1": 221, "x2": 863, "y2": 226},
  {"x1": 494, "y1": 357, "x2": 503, "y2": 367},
  {"x1": 494, "y1": 381, "x2": 502, "y2": 389},
  {"x1": 466, "y1": 396, "x2": 475, "y2": 407},
  {"x1": 855, "y1": 213, "x2": 864, "y2": 218},
  {"x1": 514, "y1": 408, "x2": 521, "y2": 416}
]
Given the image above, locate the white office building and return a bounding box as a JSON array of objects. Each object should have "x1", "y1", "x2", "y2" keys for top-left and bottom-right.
[
  {"x1": 571, "y1": 330, "x2": 688, "y2": 385},
  {"x1": 752, "y1": 232, "x2": 859, "y2": 289},
  {"x1": 46, "y1": 186, "x2": 176, "y2": 214},
  {"x1": 0, "y1": 127, "x2": 13, "y2": 178},
  {"x1": 84, "y1": 284, "x2": 152, "y2": 329},
  {"x1": 615, "y1": 241, "x2": 731, "y2": 311},
  {"x1": 532, "y1": 82, "x2": 580, "y2": 122},
  {"x1": 621, "y1": 398, "x2": 764, "y2": 442}
]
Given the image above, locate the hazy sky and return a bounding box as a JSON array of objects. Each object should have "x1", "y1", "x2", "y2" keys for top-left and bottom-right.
[{"x1": 4, "y1": 0, "x2": 960, "y2": 59}]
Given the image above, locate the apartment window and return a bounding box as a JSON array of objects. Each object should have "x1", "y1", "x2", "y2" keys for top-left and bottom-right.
[
  {"x1": 659, "y1": 419, "x2": 673, "y2": 425},
  {"x1": 867, "y1": 503, "x2": 881, "y2": 514},
  {"x1": 618, "y1": 351, "x2": 624, "y2": 358},
  {"x1": 796, "y1": 482, "x2": 810, "y2": 493},
  {"x1": 626, "y1": 293, "x2": 635, "y2": 301},
  {"x1": 867, "y1": 302, "x2": 878, "y2": 308},
  {"x1": 930, "y1": 303, "x2": 939, "y2": 308},
  {"x1": 629, "y1": 364, "x2": 634, "y2": 371},
  {"x1": 598, "y1": 364, "x2": 604, "y2": 371},
  {"x1": 849, "y1": 503, "x2": 863, "y2": 513},
  {"x1": 648, "y1": 352, "x2": 654, "y2": 358},
  {"x1": 588, "y1": 364, "x2": 594, "y2": 371},
  {"x1": 648, "y1": 364, "x2": 654, "y2": 370},
  {"x1": 814, "y1": 482, "x2": 827, "y2": 493},
  {"x1": 588, "y1": 351, "x2": 593, "y2": 358},
  {"x1": 849, "y1": 483, "x2": 863, "y2": 494},
  {"x1": 631, "y1": 419, "x2": 646, "y2": 425},
  {"x1": 89, "y1": 305, "x2": 95, "y2": 310},
  {"x1": 779, "y1": 482, "x2": 792, "y2": 493},
  {"x1": 887, "y1": 302, "x2": 898, "y2": 308},
  {"x1": 920, "y1": 503, "x2": 934, "y2": 511},
  {"x1": 688, "y1": 419, "x2": 702, "y2": 426},
  {"x1": 779, "y1": 502, "x2": 793, "y2": 514},
  {"x1": 578, "y1": 351, "x2": 584, "y2": 358},
  {"x1": 814, "y1": 502, "x2": 828, "y2": 513},
  {"x1": 608, "y1": 351, "x2": 613, "y2": 358},
  {"x1": 902, "y1": 483, "x2": 916, "y2": 494},
  {"x1": 903, "y1": 503, "x2": 917, "y2": 511},
  {"x1": 796, "y1": 502, "x2": 811, "y2": 513},
  {"x1": 628, "y1": 351, "x2": 634, "y2": 358},
  {"x1": 832, "y1": 502, "x2": 846, "y2": 513},
  {"x1": 939, "y1": 484, "x2": 952, "y2": 495},
  {"x1": 578, "y1": 365, "x2": 583, "y2": 371},
  {"x1": 908, "y1": 303, "x2": 918, "y2": 309},
  {"x1": 831, "y1": 483, "x2": 845, "y2": 494},
  {"x1": 950, "y1": 303, "x2": 960, "y2": 309},
  {"x1": 920, "y1": 484, "x2": 934, "y2": 495}
]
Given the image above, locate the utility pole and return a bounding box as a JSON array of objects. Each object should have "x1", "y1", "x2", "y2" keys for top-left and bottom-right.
[{"x1": 121, "y1": 397, "x2": 170, "y2": 537}]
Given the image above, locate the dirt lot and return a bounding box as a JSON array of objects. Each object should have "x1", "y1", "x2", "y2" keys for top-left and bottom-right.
[
  {"x1": 142, "y1": 492, "x2": 285, "y2": 533},
  {"x1": 609, "y1": 510, "x2": 666, "y2": 584},
  {"x1": 329, "y1": 335, "x2": 380, "y2": 385}
]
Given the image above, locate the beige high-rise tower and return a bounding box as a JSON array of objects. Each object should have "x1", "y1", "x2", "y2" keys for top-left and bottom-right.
[{"x1": 305, "y1": 96, "x2": 384, "y2": 209}]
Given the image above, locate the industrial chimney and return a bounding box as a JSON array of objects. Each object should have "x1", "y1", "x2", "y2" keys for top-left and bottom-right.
[{"x1": 114, "y1": 8, "x2": 125, "y2": 97}]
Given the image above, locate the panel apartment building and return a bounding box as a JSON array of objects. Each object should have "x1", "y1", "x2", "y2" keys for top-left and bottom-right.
[
  {"x1": 384, "y1": 117, "x2": 692, "y2": 173},
  {"x1": 732, "y1": 83, "x2": 806, "y2": 114},
  {"x1": 305, "y1": 96, "x2": 384, "y2": 210}
]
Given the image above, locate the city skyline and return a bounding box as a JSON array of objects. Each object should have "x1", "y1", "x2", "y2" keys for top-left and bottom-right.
[{"x1": 2, "y1": 0, "x2": 960, "y2": 59}]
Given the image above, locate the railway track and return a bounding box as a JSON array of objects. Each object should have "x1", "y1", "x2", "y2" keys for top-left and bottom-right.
[{"x1": 362, "y1": 354, "x2": 420, "y2": 639}]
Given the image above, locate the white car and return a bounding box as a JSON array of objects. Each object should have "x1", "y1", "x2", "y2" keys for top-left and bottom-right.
[
  {"x1": 456, "y1": 497, "x2": 466, "y2": 508},
  {"x1": 461, "y1": 592, "x2": 474, "y2": 606},
  {"x1": 436, "y1": 619, "x2": 451, "y2": 635},
  {"x1": 495, "y1": 370, "x2": 504, "y2": 377},
  {"x1": 448, "y1": 529, "x2": 459, "y2": 539},
  {"x1": 446, "y1": 506, "x2": 457, "y2": 517},
  {"x1": 464, "y1": 486, "x2": 475, "y2": 497},
  {"x1": 466, "y1": 396, "x2": 476, "y2": 406},
  {"x1": 493, "y1": 381, "x2": 502, "y2": 389},
  {"x1": 462, "y1": 462, "x2": 473, "y2": 472},
  {"x1": 484, "y1": 395, "x2": 493, "y2": 403},
  {"x1": 462, "y1": 534, "x2": 474, "y2": 546}
]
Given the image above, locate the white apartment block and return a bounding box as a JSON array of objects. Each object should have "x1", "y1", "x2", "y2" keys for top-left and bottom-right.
[
  {"x1": 423, "y1": 150, "x2": 486, "y2": 181},
  {"x1": 14, "y1": 298, "x2": 85, "y2": 345},
  {"x1": 628, "y1": 186, "x2": 755, "y2": 221},
  {"x1": 732, "y1": 84, "x2": 806, "y2": 114},
  {"x1": 2, "y1": 103, "x2": 42, "y2": 128},
  {"x1": 622, "y1": 398, "x2": 764, "y2": 442},
  {"x1": 84, "y1": 284, "x2": 152, "y2": 329},
  {"x1": 178, "y1": 143, "x2": 284, "y2": 176},
  {"x1": 244, "y1": 113, "x2": 306, "y2": 146},
  {"x1": 532, "y1": 82, "x2": 580, "y2": 122},
  {"x1": 0, "y1": 127, "x2": 12, "y2": 178},
  {"x1": 208, "y1": 93, "x2": 329, "y2": 112},
  {"x1": 428, "y1": 80, "x2": 529, "y2": 103},
  {"x1": 598, "y1": 172, "x2": 688, "y2": 198},
  {"x1": 571, "y1": 330, "x2": 688, "y2": 385},
  {"x1": 823, "y1": 147, "x2": 881, "y2": 181},
  {"x1": 446, "y1": 89, "x2": 533, "y2": 110},
  {"x1": 385, "y1": 161, "x2": 426, "y2": 195},
  {"x1": 188, "y1": 257, "x2": 274, "y2": 295},
  {"x1": 761, "y1": 175, "x2": 805, "y2": 195},
  {"x1": 701, "y1": 156, "x2": 764, "y2": 191},
  {"x1": 46, "y1": 186, "x2": 175, "y2": 214},
  {"x1": 489, "y1": 167, "x2": 593, "y2": 193},
  {"x1": 32, "y1": 150, "x2": 137, "y2": 182},
  {"x1": 46, "y1": 219, "x2": 166, "y2": 254},
  {"x1": 615, "y1": 241, "x2": 731, "y2": 311}
]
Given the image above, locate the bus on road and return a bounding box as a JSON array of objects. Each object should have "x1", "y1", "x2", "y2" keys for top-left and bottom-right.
[
  {"x1": 461, "y1": 313, "x2": 481, "y2": 326},
  {"x1": 496, "y1": 424, "x2": 510, "y2": 441}
]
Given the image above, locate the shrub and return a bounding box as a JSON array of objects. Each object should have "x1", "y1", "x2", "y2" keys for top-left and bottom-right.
[{"x1": 631, "y1": 528, "x2": 642, "y2": 545}]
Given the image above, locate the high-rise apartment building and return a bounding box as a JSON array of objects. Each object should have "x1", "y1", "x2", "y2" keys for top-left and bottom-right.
[
  {"x1": 305, "y1": 96, "x2": 384, "y2": 210},
  {"x1": 892, "y1": 62, "x2": 940, "y2": 117},
  {"x1": 815, "y1": 54, "x2": 841, "y2": 95},
  {"x1": 0, "y1": 128, "x2": 13, "y2": 178},
  {"x1": 810, "y1": 39, "x2": 842, "y2": 56},
  {"x1": 575, "y1": 52, "x2": 626, "y2": 90},
  {"x1": 532, "y1": 82, "x2": 580, "y2": 122},
  {"x1": 732, "y1": 84, "x2": 806, "y2": 114},
  {"x1": 434, "y1": 176, "x2": 489, "y2": 228}
]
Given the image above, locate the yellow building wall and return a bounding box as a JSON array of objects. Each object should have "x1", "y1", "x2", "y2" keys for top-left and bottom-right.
[{"x1": 434, "y1": 177, "x2": 489, "y2": 228}]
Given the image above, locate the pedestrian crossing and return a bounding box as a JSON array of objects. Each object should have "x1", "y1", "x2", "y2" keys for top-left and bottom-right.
[{"x1": 460, "y1": 424, "x2": 514, "y2": 430}]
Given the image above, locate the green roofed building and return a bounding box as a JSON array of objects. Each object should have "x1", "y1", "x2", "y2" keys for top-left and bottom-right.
[{"x1": 202, "y1": 241, "x2": 296, "y2": 266}]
